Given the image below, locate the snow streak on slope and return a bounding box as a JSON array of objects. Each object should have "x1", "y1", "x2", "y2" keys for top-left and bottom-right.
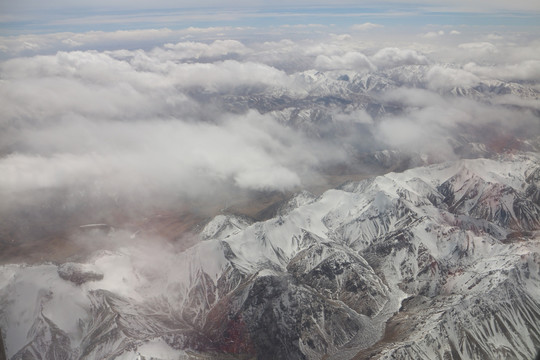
[{"x1": 1, "y1": 153, "x2": 539, "y2": 359}]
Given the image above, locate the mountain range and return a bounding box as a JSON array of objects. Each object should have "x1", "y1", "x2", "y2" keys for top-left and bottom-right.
[{"x1": 1, "y1": 152, "x2": 538, "y2": 359}]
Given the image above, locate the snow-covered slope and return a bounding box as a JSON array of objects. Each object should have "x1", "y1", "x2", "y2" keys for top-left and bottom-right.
[{"x1": 1, "y1": 153, "x2": 539, "y2": 359}]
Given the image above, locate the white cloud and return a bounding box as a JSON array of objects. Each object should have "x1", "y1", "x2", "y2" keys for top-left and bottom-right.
[
  {"x1": 154, "y1": 40, "x2": 250, "y2": 60},
  {"x1": 464, "y1": 60, "x2": 540, "y2": 81},
  {"x1": 422, "y1": 32, "x2": 439, "y2": 39},
  {"x1": 371, "y1": 47, "x2": 429, "y2": 68},
  {"x1": 0, "y1": 29, "x2": 179, "y2": 56},
  {"x1": 332, "y1": 109, "x2": 373, "y2": 124},
  {"x1": 486, "y1": 33, "x2": 503, "y2": 40},
  {"x1": 0, "y1": 49, "x2": 298, "y2": 127},
  {"x1": 350, "y1": 23, "x2": 383, "y2": 31},
  {"x1": 457, "y1": 42, "x2": 498, "y2": 57},
  {"x1": 422, "y1": 30, "x2": 444, "y2": 38},
  {"x1": 0, "y1": 43, "x2": 351, "y2": 208},
  {"x1": 281, "y1": 24, "x2": 327, "y2": 28},
  {"x1": 426, "y1": 65, "x2": 480, "y2": 90},
  {"x1": 0, "y1": 28, "x2": 256, "y2": 58},
  {"x1": 171, "y1": 60, "x2": 295, "y2": 91},
  {"x1": 315, "y1": 51, "x2": 375, "y2": 71},
  {"x1": 381, "y1": 88, "x2": 446, "y2": 108},
  {"x1": 1, "y1": 31, "x2": 539, "y2": 226},
  {"x1": 0, "y1": 112, "x2": 339, "y2": 198},
  {"x1": 374, "y1": 90, "x2": 538, "y2": 159},
  {"x1": 492, "y1": 94, "x2": 540, "y2": 110}
]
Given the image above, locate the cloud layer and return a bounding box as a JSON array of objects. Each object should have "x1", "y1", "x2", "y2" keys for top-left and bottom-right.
[{"x1": 1, "y1": 29, "x2": 539, "y2": 238}]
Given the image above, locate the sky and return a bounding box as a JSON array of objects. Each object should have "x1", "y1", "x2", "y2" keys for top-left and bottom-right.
[{"x1": 1, "y1": 0, "x2": 540, "y2": 35}]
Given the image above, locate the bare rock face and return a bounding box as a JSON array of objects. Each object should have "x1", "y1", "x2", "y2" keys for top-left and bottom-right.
[{"x1": 57, "y1": 263, "x2": 104, "y2": 285}]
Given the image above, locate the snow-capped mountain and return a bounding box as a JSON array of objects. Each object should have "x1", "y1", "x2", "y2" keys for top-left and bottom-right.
[
  {"x1": 1, "y1": 153, "x2": 539, "y2": 359},
  {"x1": 223, "y1": 65, "x2": 540, "y2": 116}
]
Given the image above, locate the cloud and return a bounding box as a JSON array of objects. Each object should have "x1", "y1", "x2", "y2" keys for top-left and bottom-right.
[
  {"x1": 315, "y1": 51, "x2": 375, "y2": 71},
  {"x1": 457, "y1": 42, "x2": 498, "y2": 57},
  {"x1": 371, "y1": 47, "x2": 429, "y2": 68},
  {"x1": 375, "y1": 87, "x2": 538, "y2": 160},
  {"x1": 350, "y1": 23, "x2": 383, "y2": 31},
  {"x1": 0, "y1": 113, "x2": 330, "y2": 196},
  {"x1": 381, "y1": 88, "x2": 446, "y2": 108},
  {"x1": 0, "y1": 28, "x2": 255, "y2": 58},
  {"x1": 332, "y1": 109, "x2": 373, "y2": 124},
  {"x1": 377, "y1": 89, "x2": 466, "y2": 150},
  {"x1": 0, "y1": 30, "x2": 539, "y2": 247},
  {"x1": 0, "y1": 29, "x2": 179, "y2": 56},
  {"x1": 0, "y1": 49, "x2": 299, "y2": 129},
  {"x1": 422, "y1": 30, "x2": 444, "y2": 38},
  {"x1": 486, "y1": 33, "x2": 503, "y2": 40},
  {"x1": 0, "y1": 51, "x2": 173, "y2": 122},
  {"x1": 0, "y1": 44, "x2": 351, "y2": 222},
  {"x1": 464, "y1": 60, "x2": 540, "y2": 82},
  {"x1": 170, "y1": 60, "x2": 295, "y2": 91},
  {"x1": 492, "y1": 94, "x2": 540, "y2": 110},
  {"x1": 281, "y1": 24, "x2": 327, "y2": 29},
  {"x1": 426, "y1": 65, "x2": 480, "y2": 90}
]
